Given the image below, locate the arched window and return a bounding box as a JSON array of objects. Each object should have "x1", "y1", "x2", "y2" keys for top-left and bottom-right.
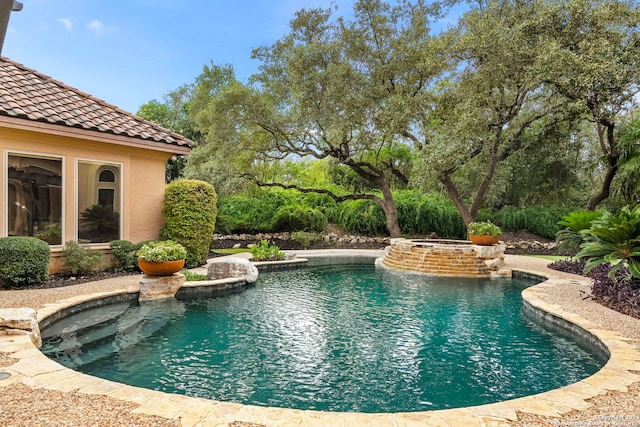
[{"x1": 97, "y1": 167, "x2": 118, "y2": 208}]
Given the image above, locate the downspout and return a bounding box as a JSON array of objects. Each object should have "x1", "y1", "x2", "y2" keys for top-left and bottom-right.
[{"x1": 0, "y1": 0, "x2": 23, "y2": 56}]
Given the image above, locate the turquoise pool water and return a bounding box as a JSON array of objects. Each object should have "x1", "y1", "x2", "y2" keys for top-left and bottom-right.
[{"x1": 41, "y1": 264, "x2": 606, "y2": 412}]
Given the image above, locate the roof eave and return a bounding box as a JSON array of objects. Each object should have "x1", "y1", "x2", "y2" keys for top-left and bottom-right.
[{"x1": 0, "y1": 115, "x2": 192, "y2": 155}]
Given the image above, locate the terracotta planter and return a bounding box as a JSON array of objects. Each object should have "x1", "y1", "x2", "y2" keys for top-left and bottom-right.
[
  {"x1": 468, "y1": 234, "x2": 501, "y2": 246},
  {"x1": 138, "y1": 259, "x2": 185, "y2": 276}
]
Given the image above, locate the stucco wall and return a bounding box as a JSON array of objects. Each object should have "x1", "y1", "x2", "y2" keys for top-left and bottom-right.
[{"x1": 0, "y1": 127, "x2": 174, "y2": 272}]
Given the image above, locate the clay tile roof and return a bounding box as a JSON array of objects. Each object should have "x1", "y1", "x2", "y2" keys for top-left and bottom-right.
[{"x1": 0, "y1": 57, "x2": 194, "y2": 150}]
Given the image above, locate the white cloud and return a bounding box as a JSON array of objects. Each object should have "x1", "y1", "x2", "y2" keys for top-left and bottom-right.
[
  {"x1": 58, "y1": 18, "x2": 73, "y2": 32},
  {"x1": 86, "y1": 20, "x2": 104, "y2": 35}
]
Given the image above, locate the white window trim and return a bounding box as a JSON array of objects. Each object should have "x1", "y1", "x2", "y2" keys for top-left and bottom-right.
[
  {"x1": 3, "y1": 149, "x2": 66, "y2": 247},
  {"x1": 75, "y1": 158, "x2": 124, "y2": 245}
]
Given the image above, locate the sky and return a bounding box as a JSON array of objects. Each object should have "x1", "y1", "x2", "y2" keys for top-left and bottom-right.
[{"x1": 2, "y1": 0, "x2": 348, "y2": 114}]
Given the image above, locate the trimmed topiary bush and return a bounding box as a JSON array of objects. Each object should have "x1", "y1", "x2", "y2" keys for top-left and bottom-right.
[
  {"x1": 161, "y1": 179, "x2": 217, "y2": 268},
  {"x1": 0, "y1": 236, "x2": 50, "y2": 287}
]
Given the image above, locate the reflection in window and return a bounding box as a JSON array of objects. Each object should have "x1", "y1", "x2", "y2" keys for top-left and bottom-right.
[
  {"x1": 77, "y1": 162, "x2": 121, "y2": 243},
  {"x1": 7, "y1": 153, "x2": 63, "y2": 245}
]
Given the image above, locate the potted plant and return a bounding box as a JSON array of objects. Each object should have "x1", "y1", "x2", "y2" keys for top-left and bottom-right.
[
  {"x1": 467, "y1": 221, "x2": 502, "y2": 246},
  {"x1": 137, "y1": 240, "x2": 187, "y2": 276}
]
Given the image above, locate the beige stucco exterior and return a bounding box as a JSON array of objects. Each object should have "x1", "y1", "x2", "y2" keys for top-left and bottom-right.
[{"x1": 1, "y1": 121, "x2": 189, "y2": 273}]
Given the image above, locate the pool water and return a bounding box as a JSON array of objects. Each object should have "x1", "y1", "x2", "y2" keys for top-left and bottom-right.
[{"x1": 41, "y1": 264, "x2": 606, "y2": 412}]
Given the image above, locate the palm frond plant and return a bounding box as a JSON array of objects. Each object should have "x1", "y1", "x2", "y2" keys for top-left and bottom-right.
[
  {"x1": 576, "y1": 205, "x2": 640, "y2": 279},
  {"x1": 555, "y1": 210, "x2": 603, "y2": 256}
]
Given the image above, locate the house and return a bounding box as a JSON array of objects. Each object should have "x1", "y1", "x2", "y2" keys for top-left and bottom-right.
[{"x1": 0, "y1": 57, "x2": 193, "y2": 272}]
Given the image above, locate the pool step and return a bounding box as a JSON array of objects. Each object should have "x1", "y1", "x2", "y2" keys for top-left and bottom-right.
[{"x1": 41, "y1": 299, "x2": 185, "y2": 368}]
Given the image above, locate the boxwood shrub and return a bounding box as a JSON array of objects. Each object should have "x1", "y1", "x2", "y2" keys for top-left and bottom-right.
[
  {"x1": 161, "y1": 179, "x2": 217, "y2": 268},
  {"x1": 0, "y1": 236, "x2": 50, "y2": 287}
]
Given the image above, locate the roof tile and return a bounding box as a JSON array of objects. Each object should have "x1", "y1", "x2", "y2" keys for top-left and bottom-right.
[{"x1": 0, "y1": 57, "x2": 193, "y2": 149}]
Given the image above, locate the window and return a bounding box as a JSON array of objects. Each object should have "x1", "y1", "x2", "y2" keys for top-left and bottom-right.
[
  {"x1": 77, "y1": 161, "x2": 121, "y2": 243},
  {"x1": 6, "y1": 152, "x2": 63, "y2": 245}
]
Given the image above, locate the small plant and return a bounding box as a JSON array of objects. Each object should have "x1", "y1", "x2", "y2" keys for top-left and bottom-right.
[
  {"x1": 137, "y1": 240, "x2": 187, "y2": 263},
  {"x1": 0, "y1": 236, "x2": 50, "y2": 287},
  {"x1": 80, "y1": 204, "x2": 119, "y2": 242},
  {"x1": 251, "y1": 240, "x2": 285, "y2": 261},
  {"x1": 467, "y1": 221, "x2": 501, "y2": 237},
  {"x1": 61, "y1": 241, "x2": 104, "y2": 275},
  {"x1": 182, "y1": 269, "x2": 207, "y2": 281},
  {"x1": 291, "y1": 231, "x2": 323, "y2": 249}
]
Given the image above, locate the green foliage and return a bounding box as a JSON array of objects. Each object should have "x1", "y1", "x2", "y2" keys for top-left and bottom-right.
[
  {"x1": 272, "y1": 205, "x2": 328, "y2": 232},
  {"x1": 61, "y1": 241, "x2": 104, "y2": 275},
  {"x1": 251, "y1": 240, "x2": 285, "y2": 261},
  {"x1": 291, "y1": 231, "x2": 324, "y2": 249},
  {"x1": 109, "y1": 240, "x2": 153, "y2": 271},
  {"x1": 486, "y1": 206, "x2": 571, "y2": 239},
  {"x1": 137, "y1": 240, "x2": 187, "y2": 263},
  {"x1": 394, "y1": 191, "x2": 466, "y2": 239},
  {"x1": 333, "y1": 199, "x2": 387, "y2": 235},
  {"x1": 577, "y1": 206, "x2": 640, "y2": 279},
  {"x1": 182, "y1": 269, "x2": 207, "y2": 281},
  {"x1": 0, "y1": 237, "x2": 50, "y2": 287},
  {"x1": 161, "y1": 179, "x2": 218, "y2": 267},
  {"x1": 467, "y1": 221, "x2": 501, "y2": 237},
  {"x1": 555, "y1": 211, "x2": 604, "y2": 255}
]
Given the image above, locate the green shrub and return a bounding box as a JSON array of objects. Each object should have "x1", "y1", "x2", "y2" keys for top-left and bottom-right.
[
  {"x1": 109, "y1": 240, "x2": 153, "y2": 271},
  {"x1": 161, "y1": 179, "x2": 218, "y2": 268},
  {"x1": 291, "y1": 231, "x2": 324, "y2": 249},
  {"x1": 577, "y1": 205, "x2": 640, "y2": 279},
  {"x1": 272, "y1": 205, "x2": 328, "y2": 232},
  {"x1": 395, "y1": 190, "x2": 466, "y2": 238},
  {"x1": 251, "y1": 240, "x2": 285, "y2": 261},
  {"x1": 0, "y1": 237, "x2": 50, "y2": 287},
  {"x1": 487, "y1": 206, "x2": 572, "y2": 239},
  {"x1": 61, "y1": 241, "x2": 104, "y2": 275},
  {"x1": 555, "y1": 211, "x2": 604, "y2": 255},
  {"x1": 333, "y1": 199, "x2": 387, "y2": 235}
]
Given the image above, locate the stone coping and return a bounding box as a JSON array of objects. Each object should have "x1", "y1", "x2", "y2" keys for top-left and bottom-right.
[{"x1": 0, "y1": 250, "x2": 639, "y2": 427}]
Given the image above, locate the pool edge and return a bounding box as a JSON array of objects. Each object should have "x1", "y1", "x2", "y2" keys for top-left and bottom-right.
[{"x1": 1, "y1": 251, "x2": 640, "y2": 426}]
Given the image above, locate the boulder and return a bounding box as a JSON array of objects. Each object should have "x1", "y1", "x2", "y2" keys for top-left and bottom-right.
[
  {"x1": 207, "y1": 257, "x2": 259, "y2": 283},
  {"x1": 139, "y1": 273, "x2": 186, "y2": 302},
  {"x1": 0, "y1": 307, "x2": 41, "y2": 347}
]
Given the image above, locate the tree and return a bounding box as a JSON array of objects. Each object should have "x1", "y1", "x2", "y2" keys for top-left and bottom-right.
[
  {"x1": 137, "y1": 85, "x2": 203, "y2": 182},
  {"x1": 534, "y1": 0, "x2": 640, "y2": 210},
  {"x1": 417, "y1": 0, "x2": 566, "y2": 225},
  {"x1": 188, "y1": 0, "x2": 449, "y2": 237}
]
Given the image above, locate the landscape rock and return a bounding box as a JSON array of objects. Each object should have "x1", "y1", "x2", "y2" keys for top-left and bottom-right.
[
  {"x1": 139, "y1": 274, "x2": 186, "y2": 302},
  {"x1": 0, "y1": 307, "x2": 41, "y2": 347},
  {"x1": 207, "y1": 257, "x2": 259, "y2": 283}
]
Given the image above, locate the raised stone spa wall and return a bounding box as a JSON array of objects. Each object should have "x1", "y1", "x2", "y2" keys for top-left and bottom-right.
[{"x1": 380, "y1": 238, "x2": 511, "y2": 278}]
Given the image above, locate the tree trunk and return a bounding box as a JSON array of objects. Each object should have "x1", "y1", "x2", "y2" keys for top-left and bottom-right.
[
  {"x1": 587, "y1": 123, "x2": 618, "y2": 211},
  {"x1": 376, "y1": 179, "x2": 402, "y2": 238},
  {"x1": 439, "y1": 173, "x2": 474, "y2": 226}
]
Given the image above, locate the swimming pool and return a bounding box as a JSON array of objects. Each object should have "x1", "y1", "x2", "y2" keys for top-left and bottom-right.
[{"x1": 41, "y1": 264, "x2": 606, "y2": 413}]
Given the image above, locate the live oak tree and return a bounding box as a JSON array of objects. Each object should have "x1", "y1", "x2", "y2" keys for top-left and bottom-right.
[
  {"x1": 533, "y1": 0, "x2": 640, "y2": 211},
  {"x1": 188, "y1": 0, "x2": 449, "y2": 237}
]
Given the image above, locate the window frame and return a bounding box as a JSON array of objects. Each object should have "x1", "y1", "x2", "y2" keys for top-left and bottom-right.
[
  {"x1": 75, "y1": 158, "x2": 124, "y2": 244},
  {"x1": 3, "y1": 149, "x2": 65, "y2": 247}
]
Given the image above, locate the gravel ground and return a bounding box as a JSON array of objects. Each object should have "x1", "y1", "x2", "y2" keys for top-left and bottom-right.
[{"x1": 1, "y1": 255, "x2": 639, "y2": 426}]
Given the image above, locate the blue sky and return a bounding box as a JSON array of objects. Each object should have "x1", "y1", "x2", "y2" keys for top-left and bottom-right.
[{"x1": 3, "y1": 0, "x2": 345, "y2": 113}]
